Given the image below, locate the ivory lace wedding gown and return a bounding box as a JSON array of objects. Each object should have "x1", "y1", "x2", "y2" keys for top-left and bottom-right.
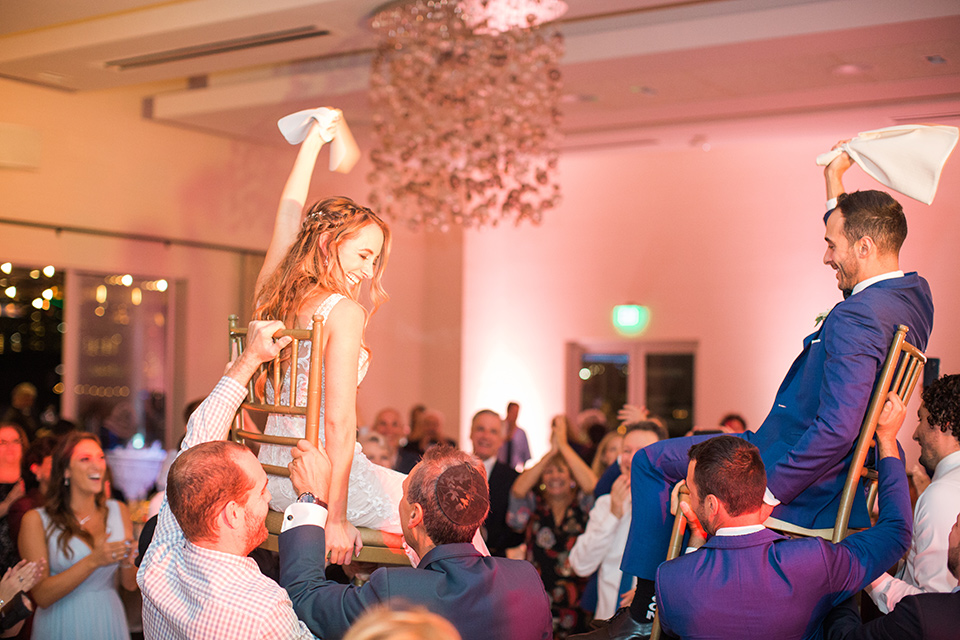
[{"x1": 258, "y1": 293, "x2": 404, "y2": 532}]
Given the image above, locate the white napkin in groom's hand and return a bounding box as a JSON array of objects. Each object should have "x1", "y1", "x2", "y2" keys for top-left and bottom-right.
[
  {"x1": 277, "y1": 108, "x2": 361, "y2": 174},
  {"x1": 816, "y1": 124, "x2": 959, "y2": 205}
]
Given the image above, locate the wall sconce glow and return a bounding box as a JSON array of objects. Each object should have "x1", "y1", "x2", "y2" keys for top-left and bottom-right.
[
  {"x1": 612, "y1": 304, "x2": 650, "y2": 336},
  {"x1": 0, "y1": 263, "x2": 11, "y2": 274},
  {"x1": 96, "y1": 285, "x2": 107, "y2": 304},
  {"x1": 156, "y1": 279, "x2": 168, "y2": 292},
  {"x1": 42, "y1": 288, "x2": 53, "y2": 300},
  {"x1": 31, "y1": 298, "x2": 43, "y2": 309},
  {"x1": 120, "y1": 274, "x2": 133, "y2": 287},
  {"x1": 131, "y1": 287, "x2": 142, "y2": 306},
  {"x1": 43, "y1": 265, "x2": 55, "y2": 277},
  {"x1": 579, "y1": 367, "x2": 591, "y2": 381},
  {"x1": 29, "y1": 270, "x2": 39, "y2": 279},
  {"x1": 4, "y1": 286, "x2": 15, "y2": 298}
]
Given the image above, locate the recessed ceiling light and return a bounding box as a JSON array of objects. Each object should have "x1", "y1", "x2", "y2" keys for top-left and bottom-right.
[
  {"x1": 38, "y1": 72, "x2": 67, "y2": 85},
  {"x1": 560, "y1": 93, "x2": 598, "y2": 103},
  {"x1": 925, "y1": 55, "x2": 947, "y2": 65},
  {"x1": 832, "y1": 63, "x2": 869, "y2": 76}
]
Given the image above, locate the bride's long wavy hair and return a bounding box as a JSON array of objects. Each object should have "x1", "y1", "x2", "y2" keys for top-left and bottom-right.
[{"x1": 253, "y1": 197, "x2": 391, "y2": 397}]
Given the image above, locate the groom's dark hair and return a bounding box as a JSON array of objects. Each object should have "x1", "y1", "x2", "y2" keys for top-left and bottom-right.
[{"x1": 834, "y1": 190, "x2": 907, "y2": 255}]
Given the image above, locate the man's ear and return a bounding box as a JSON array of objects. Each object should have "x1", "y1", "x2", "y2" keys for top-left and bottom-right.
[
  {"x1": 703, "y1": 494, "x2": 721, "y2": 519},
  {"x1": 857, "y1": 236, "x2": 876, "y2": 259},
  {"x1": 222, "y1": 500, "x2": 243, "y2": 530},
  {"x1": 408, "y1": 502, "x2": 425, "y2": 530}
]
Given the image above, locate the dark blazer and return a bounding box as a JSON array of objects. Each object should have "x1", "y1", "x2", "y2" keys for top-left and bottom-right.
[
  {"x1": 396, "y1": 438, "x2": 458, "y2": 474},
  {"x1": 654, "y1": 456, "x2": 913, "y2": 640},
  {"x1": 824, "y1": 591, "x2": 960, "y2": 640},
  {"x1": 279, "y1": 525, "x2": 553, "y2": 640},
  {"x1": 485, "y1": 460, "x2": 523, "y2": 557},
  {"x1": 622, "y1": 273, "x2": 933, "y2": 581},
  {"x1": 393, "y1": 447, "x2": 421, "y2": 475}
]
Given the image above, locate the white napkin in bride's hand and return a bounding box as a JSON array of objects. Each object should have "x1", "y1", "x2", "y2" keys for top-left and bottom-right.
[
  {"x1": 816, "y1": 124, "x2": 959, "y2": 205},
  {"x1": 277, "y1": 107, "x2": 361, "y2": 174}
]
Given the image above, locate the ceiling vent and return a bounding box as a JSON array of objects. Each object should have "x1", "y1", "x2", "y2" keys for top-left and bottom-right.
[{"x1": 104, "y1": 26, "x2": 330, "y2": 71}]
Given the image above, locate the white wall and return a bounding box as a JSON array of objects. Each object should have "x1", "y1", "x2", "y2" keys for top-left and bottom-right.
[{"x1": 461, "y1": 133, "x2": 960, "y2": 464}]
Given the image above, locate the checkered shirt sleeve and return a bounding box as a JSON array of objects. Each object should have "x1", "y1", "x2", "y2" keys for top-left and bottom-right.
[{"x1": 137, "y1": 376, "x2": 317, "y2": 640}]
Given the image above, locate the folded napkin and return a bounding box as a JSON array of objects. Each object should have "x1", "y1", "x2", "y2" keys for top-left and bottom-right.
[
  {"x1": 816, "y1": 124, "x2": 958, "y2": 205},
  {"x1": 277, "y1": 107, "x2": 361, "y2": 174}
]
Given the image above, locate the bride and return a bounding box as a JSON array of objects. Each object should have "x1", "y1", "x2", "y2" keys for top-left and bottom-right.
[{"x1": 254, "y1": 109, "x2": 404, "y2": 565}]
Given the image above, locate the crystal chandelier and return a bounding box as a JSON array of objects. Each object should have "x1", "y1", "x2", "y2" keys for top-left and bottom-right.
[{"x1": 368, "y1": 0, "x2": 566, "y2": 230}]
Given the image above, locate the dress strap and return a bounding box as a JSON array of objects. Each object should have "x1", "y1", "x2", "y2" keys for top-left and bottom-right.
[{"x1": 311, "y1": 293, "x2": 347, "y2": 327}]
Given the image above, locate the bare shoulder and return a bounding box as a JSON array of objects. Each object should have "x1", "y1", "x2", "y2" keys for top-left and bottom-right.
[
  {"x1": 325, "y1": 296, "x2": 366, "y2": 329},
  {"x1": 21, "y1": 507, "x2": 42, "y2": 528}
]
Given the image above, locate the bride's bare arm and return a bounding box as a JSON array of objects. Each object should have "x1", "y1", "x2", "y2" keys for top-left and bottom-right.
[
  {"x1": 255, "y1": 114, "x2": 339, "y2": 298},
  {"x1": 318, "y1": 298, "x2": 366, "y2": 565}
]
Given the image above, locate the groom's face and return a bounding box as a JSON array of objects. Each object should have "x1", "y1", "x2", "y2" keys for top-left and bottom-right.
[{"x1": 824, "y1": 212, "x2": 861, "y2": 292}]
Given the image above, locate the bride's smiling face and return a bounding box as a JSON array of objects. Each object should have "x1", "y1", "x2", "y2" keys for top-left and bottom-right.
[{"x1": 331, "y1": 222, "x2": 385, "y2": 288}]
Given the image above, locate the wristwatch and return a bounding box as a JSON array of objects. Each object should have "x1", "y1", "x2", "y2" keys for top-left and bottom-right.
[{"x1": 297, "y1": 492, "x2": 327, "y2": 509}]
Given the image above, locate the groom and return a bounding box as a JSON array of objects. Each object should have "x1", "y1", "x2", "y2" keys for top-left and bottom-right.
[{"x1": 583, "y1": 150, "x2": 935, "y2": 639}]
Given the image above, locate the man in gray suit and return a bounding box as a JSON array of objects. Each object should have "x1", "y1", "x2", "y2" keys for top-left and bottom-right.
[{"x1": 278, "y1": 443, "x2": 552, "y2": 640}]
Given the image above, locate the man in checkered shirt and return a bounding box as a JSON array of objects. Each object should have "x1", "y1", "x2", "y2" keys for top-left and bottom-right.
[{"x1": 138, "y1": 320, "x2": 317, "y2": 639}]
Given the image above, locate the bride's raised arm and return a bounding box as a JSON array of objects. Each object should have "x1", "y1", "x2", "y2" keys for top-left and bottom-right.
[{"x1": 255, "y1": 112, "x2": 340, "y2": 300}]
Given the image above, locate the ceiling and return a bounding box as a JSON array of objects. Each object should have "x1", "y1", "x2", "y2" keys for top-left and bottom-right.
[{"x1": 1, "y1": 0, "x2": 959, "y2": 149}]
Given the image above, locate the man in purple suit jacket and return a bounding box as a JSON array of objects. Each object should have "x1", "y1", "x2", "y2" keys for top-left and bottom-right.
[
  {"x1": 574, "y1": 152, "x2": 935, "y2": 639},
  {"x1": 656, "y1": 415, "x2": 911, "y2": 640}
]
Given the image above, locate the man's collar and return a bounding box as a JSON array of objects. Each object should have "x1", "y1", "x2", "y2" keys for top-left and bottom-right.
[
  {"x1": 701, "y1": 528, "x2": 786, "y2": 549},
  {"x1": 714, "y1": 524, "x2": 766, "y2": 537},
  {"x1": 418, "y1": 542, "x2": 482, "y2": 568},
  {"x1": 851, "y1": 270, "x2": 904, "y2": 296},
  {"x1": 933, "y1": 449, "x2": 960, "y2": 480}
]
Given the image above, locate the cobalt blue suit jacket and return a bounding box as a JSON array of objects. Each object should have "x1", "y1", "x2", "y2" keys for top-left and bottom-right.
[
  {"x1": 743, "y1": 272, "x2": 933, "y2": 529},
  {"x1": 655, "y1": 456, "x2": 912, "y2": 640},
  {"x1": 279, "y1": 525, "x2": 552, "y2": 640},
  {"x1": 622, "y1": 273, "x2": 932, "y2": 580}
]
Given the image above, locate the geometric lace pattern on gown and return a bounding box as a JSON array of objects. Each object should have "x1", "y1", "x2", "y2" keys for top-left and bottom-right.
[
  {"x1": 258, "y1": 293, "x2": 404, "y2": 532},
  {"x1": 32, "y1": 500, "x2": 130, "y2": 640}
]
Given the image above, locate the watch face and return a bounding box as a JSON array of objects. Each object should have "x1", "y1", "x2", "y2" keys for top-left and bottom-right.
[{"x1": 298, "y1": 492, "x2": 316, "y2": 504}]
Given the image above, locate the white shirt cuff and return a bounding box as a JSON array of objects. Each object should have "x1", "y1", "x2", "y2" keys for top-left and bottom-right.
[
  {"x1": 763, "y1": 487, "x2": 780, "y2": 507},
  {"x1": 826, "y1": 197, "x2": 838, "y2": 211},
  {"x1": 281, "y1": 502, "x2": 328, "y2": 532}
]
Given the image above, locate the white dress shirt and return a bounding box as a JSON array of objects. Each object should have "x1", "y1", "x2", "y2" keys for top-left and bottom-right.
[
  {"x1": 868, "y1": 450, "x2": 960, "y2": 612},
  {"x1": 568, "y1": 494, "x2": 634, "y2": 619}
]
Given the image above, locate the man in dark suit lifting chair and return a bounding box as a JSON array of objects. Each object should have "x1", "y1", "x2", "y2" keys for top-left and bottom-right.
[{"x1": 277, "y1": 442, "x2": 552, "y2": 640}]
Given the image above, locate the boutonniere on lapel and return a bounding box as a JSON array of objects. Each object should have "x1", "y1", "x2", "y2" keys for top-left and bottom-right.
[{"x1": 814, "y1": 304, "x2": 836, "y2": 328}]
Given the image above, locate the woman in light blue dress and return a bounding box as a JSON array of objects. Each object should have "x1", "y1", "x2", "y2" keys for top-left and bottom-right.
[{"x1": 18, "y1": 432, "x2": 137, "y2": 640}]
